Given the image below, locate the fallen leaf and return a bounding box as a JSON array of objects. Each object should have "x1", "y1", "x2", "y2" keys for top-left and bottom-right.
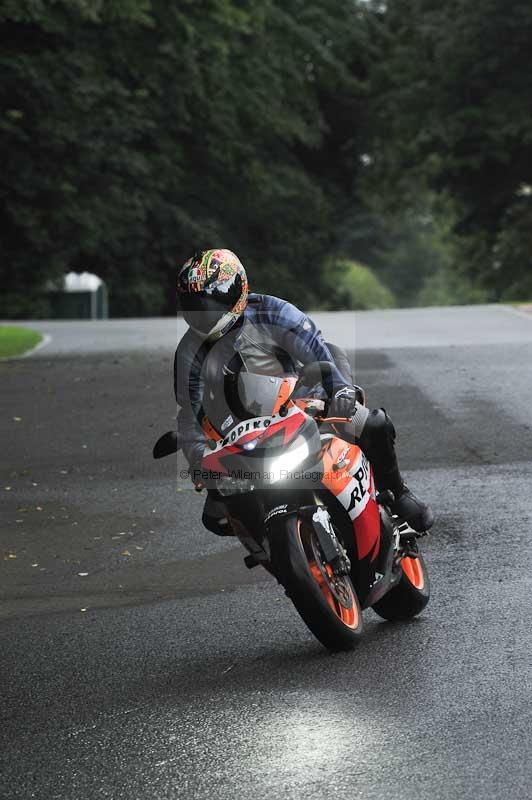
[
  {"x1": 8, "y1": 553, "x2": 17, "y2": 559},
  {"x1": 120, "y1": 550, "x2": 131, "y2": 557}
]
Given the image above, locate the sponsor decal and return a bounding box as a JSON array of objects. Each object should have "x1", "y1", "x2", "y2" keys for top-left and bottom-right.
[
  {"x1": 215, "y1": 416, "x2": 272, "y2": 450},
  {"x1": 221, "y1": 414, "x2": 233, "y2": 432},
  {"x1": 214, "y1": 406, "x2": 300, "y2": 451},
  {"x1": 336, "y1": 445, "x2": 351, "y2": 467},
  {"x1": 189, "y1": 266, "x2": 204, "y2": 285},
  {"x1": 346, "y1": 454, "x2": 371, "y2": 514},
  {"x1": 264, "y1": 504, "x2": 289, "y2": 525}
]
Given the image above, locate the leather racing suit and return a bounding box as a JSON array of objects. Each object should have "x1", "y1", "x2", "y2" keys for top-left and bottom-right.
[{"x1": 173, "y1": 293, "x2": 430, "y2": 533}]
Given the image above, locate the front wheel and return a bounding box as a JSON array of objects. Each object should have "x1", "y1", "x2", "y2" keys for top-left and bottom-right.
[
  {"x1": 372, "y1": 552, "x2": 430, "y2": 621},
  {"x1": 270, "y1": 515, "x2": 363, "y2": 651}
]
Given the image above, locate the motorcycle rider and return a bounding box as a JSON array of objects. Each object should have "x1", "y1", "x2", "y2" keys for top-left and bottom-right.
[{"x1": 174, "y1": 249, "x2": 434, "y2": 535}]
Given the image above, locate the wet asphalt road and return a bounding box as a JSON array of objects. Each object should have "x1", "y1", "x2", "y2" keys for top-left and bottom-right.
[{"x1": 1, "y1": 308, "x2": 532, "y2": 799}]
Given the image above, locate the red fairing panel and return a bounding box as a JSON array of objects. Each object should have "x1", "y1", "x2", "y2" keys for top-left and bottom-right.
[{"x1": 202, "y1": 407, "x2": 306, "y2": 474}]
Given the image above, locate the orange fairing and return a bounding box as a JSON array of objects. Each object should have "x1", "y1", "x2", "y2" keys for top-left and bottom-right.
[
  {"x1": 272, "y1": 376, "x2": 298, "y2": 415},
  {"x1": 321, "y1": 438, "x2": 358, "y2": 495},
  {"x1": 201, "y1": 415, "x2": 222, "y2": 442},
  {"x1": 321, "y1": 439, "x2": 381, "y2": 563}
]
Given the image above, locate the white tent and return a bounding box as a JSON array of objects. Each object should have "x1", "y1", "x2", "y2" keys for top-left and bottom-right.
[{"x1": 63, "y1": 272, "x2": 103, "y2": 292}]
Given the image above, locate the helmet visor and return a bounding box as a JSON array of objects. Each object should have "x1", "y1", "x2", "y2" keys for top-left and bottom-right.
[
  {"x1": 178, "y1": 270, "x2": 244, "y2": 334},
  {"x1": 178, "y1": 291, "x2": 232, "y2": 334}
]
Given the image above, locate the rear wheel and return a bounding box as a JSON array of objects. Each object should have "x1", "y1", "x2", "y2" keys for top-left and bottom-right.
[
  {"x1": 271, "y1": 515, "x2": 363, "y2": 651},
  {"x1": 372, "y1": 551, "x2": 430, "y2": 621}
]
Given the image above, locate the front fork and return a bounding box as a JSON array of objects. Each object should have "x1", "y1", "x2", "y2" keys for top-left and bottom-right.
[{"x1": 298, "y1": 505, "x2": 351, "y2": 576}]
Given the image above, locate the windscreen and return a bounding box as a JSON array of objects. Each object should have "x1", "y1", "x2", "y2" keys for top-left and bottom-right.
[{"x1": 202, "y1": 372, "x2": 285, "y2": 434}]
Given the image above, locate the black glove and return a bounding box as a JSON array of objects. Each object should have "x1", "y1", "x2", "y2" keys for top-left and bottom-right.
[
  {"x1": 188, "y1": 459, "x2": 205, "y2": 490},
  {"x1": 328, "y1": 385, "x2": 359, "y2": 418}
]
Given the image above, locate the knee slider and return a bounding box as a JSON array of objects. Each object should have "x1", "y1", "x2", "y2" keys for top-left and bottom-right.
[{"x1": 358, "y1": 408, "x2": 396, "y2": 459}]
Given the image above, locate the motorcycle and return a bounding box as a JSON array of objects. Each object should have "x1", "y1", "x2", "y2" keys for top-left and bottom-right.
[{"x1": 155, "y1": 361, "x2": 430, "y2": 651}]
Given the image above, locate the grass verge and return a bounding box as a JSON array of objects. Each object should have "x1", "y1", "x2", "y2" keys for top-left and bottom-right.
[{"x1": 0, "y1": 326, "x2": 43, "y2": 358}]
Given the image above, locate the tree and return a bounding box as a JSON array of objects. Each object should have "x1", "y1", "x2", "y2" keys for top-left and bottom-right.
[
  {"x1": 360, "y1": 0, "x2": 532, "y2": 300},
  {"x1": 0, "y1": 0, "x2": 373, "y2": 316}
]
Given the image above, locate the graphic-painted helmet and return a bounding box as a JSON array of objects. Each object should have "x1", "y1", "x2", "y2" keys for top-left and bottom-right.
[{"x1": 177, "y1": 249, "x2": 248, "y2": 340}]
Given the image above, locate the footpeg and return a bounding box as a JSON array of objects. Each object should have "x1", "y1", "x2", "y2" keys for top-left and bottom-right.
[
  {"x1": 395, "y1": 519, "x2": 428, "y2": 540},
  {"x1": 244, "y1": 554, "x2": 260, "y2": 569}
]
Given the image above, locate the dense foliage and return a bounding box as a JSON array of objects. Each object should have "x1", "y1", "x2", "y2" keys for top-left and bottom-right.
[
  {"x1": 1, "y1": 1, "x2": 531, "y2": 316},
  {"x1": 363, "y1": 0, "x2": 532, "y2": 303}
]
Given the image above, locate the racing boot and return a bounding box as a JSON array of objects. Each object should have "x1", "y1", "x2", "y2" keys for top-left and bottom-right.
[
  {"x1": 202, "y1": 491, "x2": 235, "y2": 537},
  {"x1": 358, "y1": 408, "x2": 434, "y2": 533},
  {"x1": 387, "y1": 482, "x2": 434, "y2": 532}
]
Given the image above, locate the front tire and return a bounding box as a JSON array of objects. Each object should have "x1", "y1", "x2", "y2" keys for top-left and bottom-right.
[
  {"x1": 372, "y1": 552, "x2": 430, "y2": 621},
  {"x1": 270, "y1": 515, "x2": 363, "y2": 651}
]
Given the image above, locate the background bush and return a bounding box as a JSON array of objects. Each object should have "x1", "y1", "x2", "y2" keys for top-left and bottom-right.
[{"x1": 322, "y1": 260, "x2": 395, "y2": 311}]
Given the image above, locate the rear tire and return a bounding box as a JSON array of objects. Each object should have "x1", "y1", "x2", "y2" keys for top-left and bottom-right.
[
  {"x1": 270, "y1": 515, "x2": 363, "y2": 651},
  {"x1": 372, "y1": 552, "x2": 430, "y2": 621}
]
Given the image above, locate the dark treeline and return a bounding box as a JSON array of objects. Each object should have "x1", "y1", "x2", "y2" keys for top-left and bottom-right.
[{"x1": 1, "y1": 0, "x2": 531, "y2": 317}]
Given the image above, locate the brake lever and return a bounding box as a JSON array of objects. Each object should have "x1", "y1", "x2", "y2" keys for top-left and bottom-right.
[{"x1": 316, "y1": 416, "x2": 353, "y2": 424}]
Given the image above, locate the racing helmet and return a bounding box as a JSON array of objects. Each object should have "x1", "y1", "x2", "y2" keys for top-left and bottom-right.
[{"x1": 177, "y1": 249, "x2": 248, "y2": 340}]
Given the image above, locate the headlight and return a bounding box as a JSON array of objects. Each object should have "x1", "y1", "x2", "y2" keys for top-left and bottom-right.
[
  {"x1": 269, "y1": 440, "x2": 309, "y2": 483},
  {"x1": 217, "y1": 476, "x2": 256, "y2": 497}
]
